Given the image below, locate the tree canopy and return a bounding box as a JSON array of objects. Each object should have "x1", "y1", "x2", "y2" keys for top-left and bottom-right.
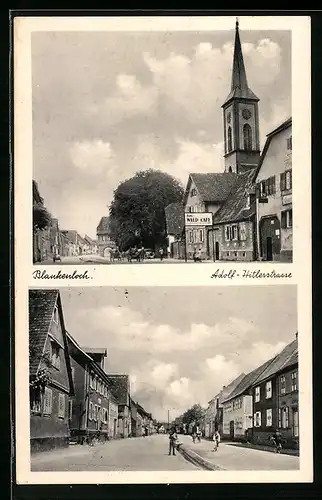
[
  {"x1": 33, "y1": 202, "x2": 52, "y2": 233},
  {"x1": 176, "y1": 404, "x2": 205, "y2": 426},
  {"x1": 109, "y1": 169, "x2": 184, "y2": 250}
]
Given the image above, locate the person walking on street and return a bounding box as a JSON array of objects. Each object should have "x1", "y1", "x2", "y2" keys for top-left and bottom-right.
[
  {"x1": 159, "y1": 248, "x2": 164, "y2": 261},
  {"x1": 212, "y1": 430, "x2": 220, "y2": 451},
  {"x1": 196, "y1": 425, "x2": 202, "y2": 442},
  {"x1": 168, "y1": 427, "x2": 178, "y2": 456},
  {"x1": 271, "y1": 431, "x2": 283, "y2": 453}
]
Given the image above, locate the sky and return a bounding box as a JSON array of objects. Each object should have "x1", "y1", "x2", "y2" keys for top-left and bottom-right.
[
  {"x1": 32, "y1": 28, "x2": 291, "y2": 239},
  {"x1": 57, "y1": 285, "x2": 297, "y2": 422}
]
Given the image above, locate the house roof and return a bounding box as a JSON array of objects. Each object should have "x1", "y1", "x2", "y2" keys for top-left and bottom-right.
[
  {"x1": 222, "y1": 21, "x2": 259, "y2": 106},
  {"x1": 106, "y1": 374, "x2": 130, "y2": 405},
  {"x1": 84, "y1": 234, "x2": 96, "y2": 245},
  {"x1": 186, "y1": 173, "x2": 238, "y2": 204},
  {"x1": 165, "y1": 202, "x2": 185, "y2": 235},
  {"x1": 97, "y1": 216, "x2": 111, "y2": 234},
  {"x1": 32, "y1": 180, "x2": 43, "y2": 204},
  {"x1": 254, "y1": 117, "x2": 292, "y2": 182},
  {"x1": 29, "y1": 289, "x2": 59, "y2": 376},
  {"x1": 60, "y1": 230, "x2": 86, "y2": 245},
  {"x1": 223, "y1": 357, "x2": 276, "y2": 403},
  {"x1": 212, "y1": 169, "x2": 256, "y2": 224},
  {"x1": 136, "y1": 403, "x2": 152, "y2": 418},
  {"x1": 252, "y1": 338, "x2": 298, "y2": 385}
]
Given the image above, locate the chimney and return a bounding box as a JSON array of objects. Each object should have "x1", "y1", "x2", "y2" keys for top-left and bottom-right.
[{"x1": 295, "y1": 332, "x2": 298, "y2": 339}]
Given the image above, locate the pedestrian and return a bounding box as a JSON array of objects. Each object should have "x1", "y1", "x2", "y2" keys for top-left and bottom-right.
[
  {"x1": 196, "y1": 425, "x2": 202, "y2": 442},
  {"x1": 168, "y1": 427, "x2": 178, "y2": 456},
  {"x1": 212, "y1": 430, "x2": 221, "y2": 452},
  {"x1": 271, "y1": 431, "x2": 283, "y2": 453},
  {"x1": 159, "y1": 248, "x2": 164, "y2": 261}
]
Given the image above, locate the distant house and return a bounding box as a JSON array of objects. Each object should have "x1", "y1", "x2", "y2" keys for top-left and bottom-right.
[
  {"x1": 254, "y1": 117, "x2": 292, "y2": 262},
  {"x1": 252, "y1": 336, "x2": 298, "y2": 449},
  {"x1": 83, "y1": 234, "x2": 98, "y2": 255},
  {"x1": 66, "y1": 336, "x2": 119, "y2": 443},
  {"x1": 136, "y1": 403, "x2": 154, "y2": 436},
  {"x1": 203, "y1": 373, "x2": 245, "y2": 438},
  {"x1": 29, "y1": 289, "x2": 74, "y2": 452},
  {"x1": 164, "y1": 202, "x2": 185, "y2": 259},
  {"x1": 106, "y1": 374, "x2": 131, "y2": 438},
  {"x1": 60, "y1": 230, "x2": 87, "y2": 257},
  {"x1": 222, "y1": 358, "x2": 277, "y2": 441},
  {"x1": 96, "y1": 216, "x2": 116, "y2": 257}
]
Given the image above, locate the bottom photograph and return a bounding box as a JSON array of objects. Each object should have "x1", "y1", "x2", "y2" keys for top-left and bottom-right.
[{"x1": 28, "y1": 285, "x2": 299, "y2": 472}]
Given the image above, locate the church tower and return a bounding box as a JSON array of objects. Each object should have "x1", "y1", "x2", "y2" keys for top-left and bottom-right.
[{"x1": 222, "y1": 20, "x2": 261, "y2": 174}]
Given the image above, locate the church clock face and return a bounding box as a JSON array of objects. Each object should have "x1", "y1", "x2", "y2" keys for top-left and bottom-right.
[
  {"x1": 227, "y1": 112, "x2": 231, "y2": 124},
  {"x1": 242, "y1": 108, "x2": 251, "y2": 120}
]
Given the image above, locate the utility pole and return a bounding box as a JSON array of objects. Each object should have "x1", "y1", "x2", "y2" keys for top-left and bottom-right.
[{"x1": 167, "y1": 409, "x2": 170, "y2": 430}]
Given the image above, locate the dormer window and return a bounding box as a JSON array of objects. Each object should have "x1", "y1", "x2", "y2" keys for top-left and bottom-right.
[
  {"x1": 51, "y1": 342, "x2": 61, "y2": 370},
  {"x1": 191, "y1": 188, "x2": 197, "y2": 197}
]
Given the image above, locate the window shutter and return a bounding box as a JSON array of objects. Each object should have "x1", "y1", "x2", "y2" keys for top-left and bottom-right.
[
  {"x1": 280, "y1": 173, "x2": 286, "y2": 191},
  {"x1": 285, "y1": 407, "x2": 289, "y2": 428},
  {"x1": 289, "y1": 210, "x2": 293, "y2": 228},
  {"x1": 258, "y1": 411, "x2": 261, "y2": 427},
  {"x1": 278, "y1": 408, "x2": 281, "y2": 428},
  {"x1": 58, "y1": 393, "x2": 65, "y2": 418},
  {"x1": 272, "y1": 176, "x2": 276, "y2": 194},
  {"x1": 281, "y1": 211, "x2": 287, "y2": 229},
  {"x1": 43, "y1": 387, "x2": 52, "y2": 415}
]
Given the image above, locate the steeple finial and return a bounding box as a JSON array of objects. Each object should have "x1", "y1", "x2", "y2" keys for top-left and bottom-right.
[
  {"x1": 231, "y1": 18, "x2": 248, "y2": 92},
  {"x1": 236, "y1": 17, "x2": 239, "y2": 29}
]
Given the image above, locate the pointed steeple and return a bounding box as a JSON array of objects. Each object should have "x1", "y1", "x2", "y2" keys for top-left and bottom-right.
[{"x1": 222, "y1": 20, "x2": 259, "y2": 106}]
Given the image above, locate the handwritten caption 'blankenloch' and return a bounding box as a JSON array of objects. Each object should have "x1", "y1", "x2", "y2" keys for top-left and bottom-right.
[
  {"x1": 33, "y1": 269, "x2": 93, "y2": 280},
  {"x1": 211, "y1": 269, "x2": 292, "y2": 279}
]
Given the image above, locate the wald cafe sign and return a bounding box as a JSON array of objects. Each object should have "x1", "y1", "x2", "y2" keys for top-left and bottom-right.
[{"x1": 185, "y1": 212, "x2": 213, "y2": 226}]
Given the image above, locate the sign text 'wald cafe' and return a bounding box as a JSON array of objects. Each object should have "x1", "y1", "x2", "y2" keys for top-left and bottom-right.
[{"x1": 184, "y1": 213, "x2": 213, "y2": 226}]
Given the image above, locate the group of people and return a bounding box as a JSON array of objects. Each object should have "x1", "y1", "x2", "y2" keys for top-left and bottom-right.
[{"x1": 167, "y1": 426, "x2": 221, "y2": 456}]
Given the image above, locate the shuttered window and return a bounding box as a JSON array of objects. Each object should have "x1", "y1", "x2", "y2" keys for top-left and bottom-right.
[
  {"x1": 43, "y1": 387, "x2": 52, "y2": 415},
  {"x1": 281, "y1": 407, "x2": 289, "y2": 428},
  {"x1": 281, "y1": 210, "x2": 292, "y2": 229},
  {"x1": 280, "y1": 170, "x2": 292, "y2": 191},
  {"x1": 58, "y1": 393, "x2": 65, "y2": 419},
  {"x1": 266, "y1": 409, "x2": 273, "y2": 427}
]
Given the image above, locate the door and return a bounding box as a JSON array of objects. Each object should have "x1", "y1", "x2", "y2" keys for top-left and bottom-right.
[
  {"x1": 266, "y1": 237, "x2": 273, "y2": 261},
  {"x1": 215, "y1": 242, "x2": 220, "y2": 260},
  {"x1": 229, "y1": 420, "x2": 234, "y2": 440}
]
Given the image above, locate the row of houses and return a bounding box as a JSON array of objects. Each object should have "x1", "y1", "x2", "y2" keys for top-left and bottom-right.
[
  {"x1": 165, "y1": 22, "x2": 292, "y2": 263},
  {"x1": 202, "y1": 334, "x2": 299, "y2": 450},
  {"x1": 33, "y1": 180, "x2": 99, "y2": 262},
  {"x1": 29, "y1": 289, "x2": 155, "y2": 452}
]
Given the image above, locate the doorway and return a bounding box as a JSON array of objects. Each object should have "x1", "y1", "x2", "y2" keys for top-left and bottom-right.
[
  {"x1": 266, "y1": 237, "x2": 273, "y2": 261},
  {"x1": 229, "y1": 420, "x2": 234, "y2": 440},
  {"x1": 215, "y1": 242, "x2": 220, "y2": 260}
]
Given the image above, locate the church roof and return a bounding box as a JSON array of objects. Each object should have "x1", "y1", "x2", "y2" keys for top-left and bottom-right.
[
  {"x1": 188, "y1": 172, "x2": 238, "y2": 203},
  {"x1": 222, "y1": 21, "x2": 259, "y2": 106},
  {"x1": 212, "y1": 169, "x2": 256, "y2": 224}
]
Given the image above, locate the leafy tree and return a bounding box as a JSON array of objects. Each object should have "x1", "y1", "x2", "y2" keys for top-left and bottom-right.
[
  {"x1": 181, "y1": 404, "x2": 205, "y2": 426},
  {"x1": 33, "y1": 202, "x2": 52, "y2": 233},
  {"x1": 109, "y1": 169, "x2": 184, "y2": 251}
]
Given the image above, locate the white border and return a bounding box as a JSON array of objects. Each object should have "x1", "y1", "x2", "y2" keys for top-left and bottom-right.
[{"x1": 14, "y1": 15, "x2": 312, "y2": 484}]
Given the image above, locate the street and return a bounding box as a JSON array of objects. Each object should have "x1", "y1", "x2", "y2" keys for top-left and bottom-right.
[
  {"x1": 178, "y1": 435, "x2": 299, "y2": 471},
  {"x1": 31, "y1": 434, "x2": 198, "y2": 472},
  {"x1": 37, "y1": 255, "x2": 224, "y2": 265}
]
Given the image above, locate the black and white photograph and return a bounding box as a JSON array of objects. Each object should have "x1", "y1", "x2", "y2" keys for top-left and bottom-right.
[
  {"x1": 31, "y1": 19, "x2": 294, "y2": 265},
  {"x1": 29, "y1": 285, "x2": 300, "y2": 473}
]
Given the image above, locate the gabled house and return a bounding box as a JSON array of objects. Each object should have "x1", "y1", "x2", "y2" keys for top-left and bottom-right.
[
  {"x1": 164, "y1": 202, "x2": 185, "y2": 259},
  {"x1": 96, "y1": 216, "x2": 116, "y2": 257},
  {"x1": 29, "y1": 289, "x2": 74, "y2": 451},
  {"x1": 222, "y1": 357, "x2": 277, "y2": 441},
  {"x1": 254, "y1": 117, "x2": 292, "y2": 262},
  {"x1": 106, "y1": 374, "x2": 131, "y2": 438},
  {"x1": 252, "y1": 335, "x2": 298, "y2": 449},
  {"x1": 66, "y1": 336, "x2": 119, "y2": 443},
  {"x1": 60, "y1": 230, "x2": 87, "y2": 257}
]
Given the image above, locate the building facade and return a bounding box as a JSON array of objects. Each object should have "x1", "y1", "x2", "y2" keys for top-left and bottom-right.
[
  {"x1": 106, "y1": 374, "x2": 131, "y2": 438},
  {"x1": 254, "y1": 118, "x2": 292, "y2": 262},
  {"x1": 164, "y1": 202, "x2": 185, "y2": 259},
  {"x1": 29, "y1": 290, "x2": 74, "y2": 452},
  {"x1": 96, "y1": 216, "x2": 117, "y2": 257},
  {"x1": 252, "y1": 337, "x2": 298, "y2": 449}
]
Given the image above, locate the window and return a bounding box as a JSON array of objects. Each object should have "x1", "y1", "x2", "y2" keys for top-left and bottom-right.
[
  {"x1": 68, "y1": 399, "x2": 73, "y2": 420},
  {"x1": 280, "y1": 170, "x2": 292, "y2": 191},
  {"x1": 278, "y1": 408, "x2": 281, "y2": 428},
  {"x1": 51, "y1": 343, "x2": 61, "y2": 370},
  {"x1": 260, "y1": 181, "x2": 267, "y2": 197},
  {"x1": 266, "y1": 176, "x2": 276, "y2": 195},
  {"x1": 30, "y1": 388, "x2": 42, "y2": 413},
  {"x1": 227, "y1": 126, "x2": 232, "y2": 152},
  {"x1": 281, "y1": 210, "x2": 293, "y2": 229},
  {"x1": 255, "y1": 386, "x2": 260, "y2": 402},
  {"x1": 191, "y1": 188, "x2": 197, "y2": 197},
  {"x1": 189, "y1": 231, "x2": 193, "y2": 244},
  {"x1": 292, "y1": 408, "x2": 299, "y2": 437},
  {"x1": 239, "y1": 222, "x2": 247, "y2": 241},
  {"x1": 281, "y1": 407, "x2": 289, "y2": 428},
  {"x1": 43, "y1": 387, "x2": 52, "y2": 415},
  {"x1": 58, "y1": 393, "x2": 65, "y2": 419},
  {"x1": 71, "y1": 367, "x2": 75, "y2": 382},
  {"x1": 89, "y1": 402, "x2": 93, "y2": 420},
  {"x1": 243, "y1": 123, "x2": 252, "y2": 150},
  {"x1": 53, "y1": 305, "x2": 59, "y2": 324},
  {"x1": 232, "y1": 225, "x2": 238, "y2": 241},
  {"x1": 90, "y1": 373, "x2": 94, "y2": 389},
  {"x1": 266, "y1": 380, "x2": 272, "y2": 399},
  {"x1": 228, "y1": 166, "x2": 232, "y2": 173},
  {"x1": 286, "y1": 136, "x2": 292, "y2": 150},
  {"x1": 225, "y1": 225, "x2": 231, "y2": 241},
  {"x1": 266, "y1": 409, "x2": 273, "y2": 427},
  {"x1": 291, "y1": 371, "x2": 298, "y2": 391},
  {"x1": 254, "y1": 411, "x2": 261, "y2": 427},
  {"x1": 280, "y1": 375, "x2": 286, "y2": 395},
  {"x1": 97, "y1": 406, "x2": 101, "y2": 422},
  {"x1": 199, "y1": 229, "x2": 204, "y2": 243}
]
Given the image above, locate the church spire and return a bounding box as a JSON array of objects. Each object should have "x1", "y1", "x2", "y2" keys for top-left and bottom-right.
[{"x1": 231, "y1": 18, "x2": 249, "y2": 93}]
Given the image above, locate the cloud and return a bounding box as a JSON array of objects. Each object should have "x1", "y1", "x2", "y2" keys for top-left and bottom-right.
[{"x1": 69, "y1": 140, "x2": 116, "y2": 176}]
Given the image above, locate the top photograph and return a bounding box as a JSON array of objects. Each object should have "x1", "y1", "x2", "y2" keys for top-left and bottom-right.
[{"x1": 32, "y1": 20, "x2": 292, "y2": 266}]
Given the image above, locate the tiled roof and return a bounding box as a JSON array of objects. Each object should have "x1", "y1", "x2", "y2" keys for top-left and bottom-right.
[
  {"x1": 190, "y1": 173, "x2": 238, "y2": 203},
  {"x1": 223, "y1": 357, "x2": 276, "y2": 403},
  {"x1": 29, "y1": 289, "x2": 58, "y2": 377},
  {"x1": 165, "y1": 203, "x2": 185, "y2": 235},
  {"x1": 97, "y1": 216, "x2": 111, "y2": 234},
  {"x1": 212, "y1": 170, "x2": 255, "y2": 224},
  {"x1": 106, "y1": 374, "x2": 130, "y2": 405},
  {"x1": 253, "y1": 339, "x2": 298, "y2": 384},
  {"x1": 60, "y1": 230, "x2": 86, "y2": 245},
  {"x1": 84, "y1": 234, "x2": 96, "y2": 245},
  {"x1": 218, "y1": 373, "x2": 246, "y2": 404}
]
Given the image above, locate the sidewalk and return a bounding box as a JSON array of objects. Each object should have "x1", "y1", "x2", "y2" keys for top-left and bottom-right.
[{"x1": 177, "y1": 436, "x2": 299, "y2": 471}]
